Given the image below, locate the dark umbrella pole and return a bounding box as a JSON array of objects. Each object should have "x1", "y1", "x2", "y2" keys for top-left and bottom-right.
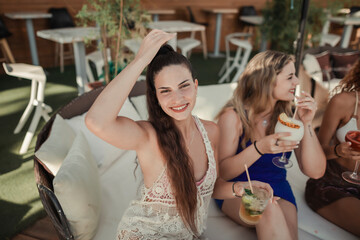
[{"x1": 295, "y1": 0, "x2": 310, "y2": 76}]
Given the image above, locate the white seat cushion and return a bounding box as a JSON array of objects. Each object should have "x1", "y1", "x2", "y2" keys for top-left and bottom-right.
[
  {"x1": 93, "y1": 150, "x2": 142, "y2": 240},
  {"x1": 35, "y1": 114, "x2": 76, "y2": 175},
  {"x1": 65, "y1": 98, "x2": 141, "y2": 171},
  {"x1": 54, "y1": 132, "x2": 101, "y2": 240},
  {"x1": 193, "y1": 83, "x2": 237, "y2": 121}
]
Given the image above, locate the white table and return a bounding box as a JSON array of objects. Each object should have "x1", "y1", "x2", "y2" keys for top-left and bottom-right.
[
  {"x1": 37, "y1": 27, "x2": 100, "y2": 94},
  {"x1": 240, "y1": 16, "x2": 266, "y2": 51},
  {"x1": 203, "y1": 8, "x2": 238, "y2": 58},
  {"x1": 327, "y1": 16, "x2": 360, "y2": 48},
  {"x1": 5, "y1": 12, "x2": 52, "y2": 65},
  {"x1": 147, "y1": 9, "x2": 175, "y2": 22},
  {"x1": 148, "y1": 20, "x2": 207, "y2": 58}
]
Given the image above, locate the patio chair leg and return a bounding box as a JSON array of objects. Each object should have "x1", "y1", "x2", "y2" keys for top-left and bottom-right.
[
  {"x1": 14, "y1": 80, "x2": 37, "y2": 134},
  {"x1": 19, "y1": 104, "x2": 43, "y2": 154}
]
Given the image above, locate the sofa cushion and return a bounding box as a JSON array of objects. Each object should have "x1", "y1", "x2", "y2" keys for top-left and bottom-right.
[
  {"x1": 53, "y1": 132, "x2": 101, "y2": 240},
  {"x1": 35, "y1": 114, "x2": 76, "y2": 175},
  {"x1": 65, "y1": 98, "x2": 141, "y2": 171},
  {"x1": 130, "y1": 95, "x2": 148, "y2": 120},
  {"x1": 331, "y1": 51, "x2": 360, "y2": 79},
  {"x1": 287, "y1": 154, "x2": 358, "y2": 240},
  {"x1": 93, "y1": 150, "x2": 142, "y2": 240},
  {"x1": 193, "y1": 83, "x2": 237, "y2": 121}
]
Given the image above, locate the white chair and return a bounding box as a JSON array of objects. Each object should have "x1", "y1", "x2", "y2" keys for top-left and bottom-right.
[
  {"x1": 85, "y1": 48, "x2": 111, "y2": 83},
  {"x1": 2, "y1": 63, "x2": 52, "y2": 154},
  {"x1": 320, "y1": 17, "x2": 341, "y2": 47},
  {"x1": 218, "y1": 33, "x2": 252, "y2": 83},
  {"x1": 177, "y1": 38, "x2": 201, "y2": 58}
]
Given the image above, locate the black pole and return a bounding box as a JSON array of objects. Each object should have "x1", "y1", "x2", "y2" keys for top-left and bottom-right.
[{"x1": 295, "y1": 0, "x2": 310, "y2": 76}]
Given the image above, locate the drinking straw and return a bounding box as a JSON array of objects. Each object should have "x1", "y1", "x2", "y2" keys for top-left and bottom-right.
[
  {"x1": 293, "y1": 106, "x2": 298, "y2": 119},
  {"x1": 244, "y1": 164, "x2": 254, "y2": 194},
  {"x1": 293, "y1": 87, "x2": 298, "y2": 118}
]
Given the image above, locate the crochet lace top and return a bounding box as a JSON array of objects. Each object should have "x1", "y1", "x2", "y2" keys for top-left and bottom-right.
[{"x1": 116, "y1": 116, "x2": 217, "y2": 240}]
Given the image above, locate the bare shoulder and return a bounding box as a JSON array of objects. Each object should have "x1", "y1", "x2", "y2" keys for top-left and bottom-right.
[
  {"x1": 199, "y1": 119, "x2": 219, "y2": 140},
  {"x1": 218, "y1": 107, "x2": 242, "y2": 129},
  {"x1": 330, "y1": 92, "x2": 355, "y2": 108}
]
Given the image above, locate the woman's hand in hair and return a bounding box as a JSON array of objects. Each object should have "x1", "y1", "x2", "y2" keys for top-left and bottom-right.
[
  {"x1": 134, "y1": 29, "x2": 176, "y2": 65},
  {"x1": 256, "y1": 132, "x2": 299, "y2": 154},
  {"x1": 295, "y1": 91, "x2": 317, "y2": 124}
]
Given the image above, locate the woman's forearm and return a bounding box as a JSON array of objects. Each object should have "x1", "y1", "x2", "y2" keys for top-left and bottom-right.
[
  {"x1": 86, "y1": 58, "x2": 147, "y2": 128},
  {"x1": 219, "y1": 144, "x2": 261, "y2": 180},
  {"x1": 296, "y1": 123, "x2": 326, "y2": 179}
]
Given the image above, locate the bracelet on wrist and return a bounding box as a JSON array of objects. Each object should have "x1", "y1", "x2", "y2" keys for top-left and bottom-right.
[
  {"x1": 334, "y1": 143, "x2": 341, "y2": 158},
  {"x1": 232, "y1": 181, "x2": 242, "y2": 198},
  {"x1": 254, "y1": 141, "x2": 264, "y2": 156}
]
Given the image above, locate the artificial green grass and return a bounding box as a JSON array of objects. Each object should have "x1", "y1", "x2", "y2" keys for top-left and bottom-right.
[
  {"x1": 0, "y1": 65, "x2": 78, "y2": 239},
  {"x1": 0, "y1": 52, "x2": 245, "y2": 239}
]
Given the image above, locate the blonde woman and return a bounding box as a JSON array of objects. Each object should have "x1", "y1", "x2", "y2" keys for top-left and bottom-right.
[{"x1": 215, "y1": 50, "x2": 326, "y2": 240}]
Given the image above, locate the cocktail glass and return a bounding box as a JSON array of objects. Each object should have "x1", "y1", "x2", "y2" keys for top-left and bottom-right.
[
  {"x1": 272, "y1": 114, "x2": 304, "y2": 168},
  {"x1": 342, "y1": 131, "x2": 360, "y2": 185},
  {"x1": 239, "y1": 187, "x2": 271, "y2": 225}
]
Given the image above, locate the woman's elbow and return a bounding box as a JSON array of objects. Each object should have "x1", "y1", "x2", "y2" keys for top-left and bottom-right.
[
  {"x1": 85, "y1": 112, "x2": 103, "y2": 134},
  {"x1": 306, "y1": 157, "x2": 326, "y2": 179}
]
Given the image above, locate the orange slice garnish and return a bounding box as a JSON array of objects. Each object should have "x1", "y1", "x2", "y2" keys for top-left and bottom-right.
[{"x1": 278, "y1": 113, "x2": 300, "y2": 129}]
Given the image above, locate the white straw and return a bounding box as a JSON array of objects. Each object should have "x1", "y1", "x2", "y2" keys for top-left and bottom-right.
[
  {"x1": 244, "y1": 164, "x2": 254, "y2": 194},
  {"x1": 293, "y1": 106, "x2": 298, "y2": 119}
]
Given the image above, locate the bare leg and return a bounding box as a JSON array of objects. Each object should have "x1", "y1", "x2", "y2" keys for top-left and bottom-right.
[
  {"x1": 222, "y1": 198, "x2": 293, "y2": 240},
  {"x1": 276, "y1": 199, "x2": 298, "y2": 240},
  {"x1": 317, "y1": 197, "x2": 360, "y2": 237}
]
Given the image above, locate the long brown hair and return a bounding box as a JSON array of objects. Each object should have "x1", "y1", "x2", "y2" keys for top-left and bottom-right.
[
  {"x1": 146, "y1": 44, "x2": 198, "y2": 236},
  {"x1": 334, "y1": 58, "x2": 360, "y2": 94},
  {"x1": 217, "y1": 50, "x2": 294, "y2": 148}
]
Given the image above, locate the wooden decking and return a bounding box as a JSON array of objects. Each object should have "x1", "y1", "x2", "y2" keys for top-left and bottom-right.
[{"x1": 11, "y1": 216, "x2": 59, "y2": 240}]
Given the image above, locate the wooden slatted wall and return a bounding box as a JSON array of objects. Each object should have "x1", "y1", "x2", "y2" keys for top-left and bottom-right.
[{"x1": 0, "y1": 0, "x2": 333, "y2": 68}]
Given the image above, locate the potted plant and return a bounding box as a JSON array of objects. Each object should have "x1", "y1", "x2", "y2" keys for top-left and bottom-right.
[
  {"x1": 76, "y1": 0, "x2": 150, "y2": 84},
  {"x1": 260, "y1": 0, "x2": 348, "y2": 54}
]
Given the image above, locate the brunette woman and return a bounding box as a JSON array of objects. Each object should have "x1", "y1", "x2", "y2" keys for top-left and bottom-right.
[{"x1": 86, "y1": 30, "x2": 272, "y2": 239}]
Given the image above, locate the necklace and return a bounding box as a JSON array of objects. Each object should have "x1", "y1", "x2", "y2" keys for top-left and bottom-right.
[{"x1": 262, "y1": 119, "x2": 268, "y2": 127}]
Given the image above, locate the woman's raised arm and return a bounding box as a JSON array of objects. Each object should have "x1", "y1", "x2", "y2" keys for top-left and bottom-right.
[{"x1": 85, "y1": 30, "x2": 175, "y2": 151}]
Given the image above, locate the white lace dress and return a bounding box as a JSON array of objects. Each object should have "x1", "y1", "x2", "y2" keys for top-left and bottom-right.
[{"x1": 116, "y1": 116, "x2": 217, "y2": 240}]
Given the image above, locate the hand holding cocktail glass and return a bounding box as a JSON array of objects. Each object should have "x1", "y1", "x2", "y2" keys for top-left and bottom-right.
[
  {"x1": 272, "y1": 112, "x2": 304, "y2": 168},
  {"x1": 342, "y1": 131, "x2": 360, "y2": 185},
  {"x1": 272, "y1": 91, "x2": 316, "y2": 168},
  {"x1": 238, "y1": 165, "x2": 273, "y2": 225}
]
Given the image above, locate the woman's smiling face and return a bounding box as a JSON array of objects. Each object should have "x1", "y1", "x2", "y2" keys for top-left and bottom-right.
[
  {"x1": 154, "y1": 64, "x2": 198, "y2": 121},
  {"x1": 272, "y1": 61, "x2": 299, "y2": 102}
]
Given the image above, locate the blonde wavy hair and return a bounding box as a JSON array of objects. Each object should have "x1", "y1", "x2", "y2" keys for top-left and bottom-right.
[{"x1": 217, "y1": 50, "x2": 294, "y2": 148}]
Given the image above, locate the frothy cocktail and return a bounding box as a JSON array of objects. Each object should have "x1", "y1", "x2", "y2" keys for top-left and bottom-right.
[{"x1": 275, "y1": 113, "x2": 304, "y2": 141}]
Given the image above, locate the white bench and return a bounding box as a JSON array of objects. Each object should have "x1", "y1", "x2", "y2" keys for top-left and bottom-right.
[{"x1": 34, "y1": 82, "x2": 357, "y2": 240}]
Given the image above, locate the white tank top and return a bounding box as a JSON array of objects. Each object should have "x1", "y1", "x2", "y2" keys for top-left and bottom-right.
[
  {"x1": 116, "y1": 116, "x2": 217, "y2": 240},
  {"x1": 336, "y1": 91, "x2": 359, "y2": 142}
]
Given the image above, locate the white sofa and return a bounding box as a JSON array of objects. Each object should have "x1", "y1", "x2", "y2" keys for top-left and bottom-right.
[{"x1": 35, "y1": 82, "x2": 357, "y2": 240}]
